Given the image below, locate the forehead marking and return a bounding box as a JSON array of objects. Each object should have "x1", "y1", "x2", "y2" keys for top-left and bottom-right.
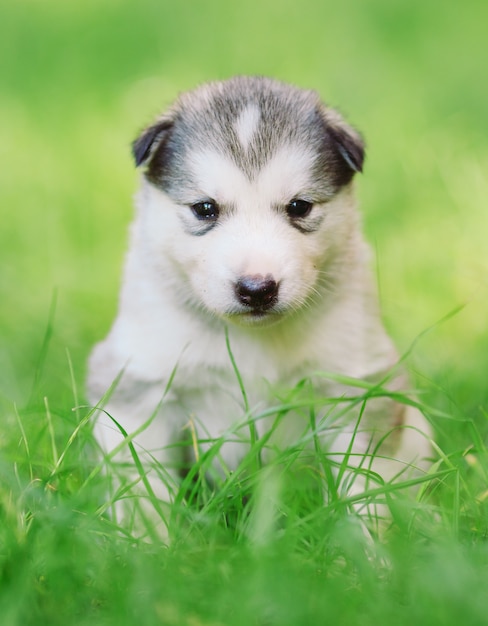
[{"x1": 234, "y1": 104, "x2": 261, "y2": 152}]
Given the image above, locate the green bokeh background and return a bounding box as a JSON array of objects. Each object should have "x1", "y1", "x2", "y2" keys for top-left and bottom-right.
[{"x1": 1, "y1": 0, "x2": 487, "y2": 416}]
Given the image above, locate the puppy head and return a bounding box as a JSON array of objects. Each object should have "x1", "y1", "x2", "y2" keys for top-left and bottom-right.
[{"x1": 133, "y1": 76, "x2": 365, "y2": 326}]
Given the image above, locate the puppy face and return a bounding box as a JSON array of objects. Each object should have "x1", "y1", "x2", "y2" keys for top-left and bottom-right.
[{"x1": 133, "y1": 77, "x2": 364, "y2": 327}]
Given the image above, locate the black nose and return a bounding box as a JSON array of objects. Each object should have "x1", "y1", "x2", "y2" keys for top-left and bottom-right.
[{"x1": 235, "y1": 274, "x2": 279, "y2": 310}]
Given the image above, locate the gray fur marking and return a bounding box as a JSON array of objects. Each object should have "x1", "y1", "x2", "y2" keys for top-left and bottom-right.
[{"x1": 138, "y1": 76, "x2": 364, "y2": 201}]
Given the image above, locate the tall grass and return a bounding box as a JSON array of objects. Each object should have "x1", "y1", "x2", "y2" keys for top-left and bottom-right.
[{"x1": 1, "y1": 344, "x2": 488, "y2": 625}]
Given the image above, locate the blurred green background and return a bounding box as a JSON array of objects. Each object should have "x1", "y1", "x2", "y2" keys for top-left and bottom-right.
[{"x1": 1, "y1": 0, "x2": 487, "y2": 420}]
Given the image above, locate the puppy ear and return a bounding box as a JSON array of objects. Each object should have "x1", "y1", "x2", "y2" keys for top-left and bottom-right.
[
  {"x1": 321, "y1": 107, "x2": 365, "y2": 176},
  {"x1": 327, "y1": 123, "x2": 365, "y2": 174},
  {"x1": 132, "y1": 117, "x2": 174, "y2": 167}
]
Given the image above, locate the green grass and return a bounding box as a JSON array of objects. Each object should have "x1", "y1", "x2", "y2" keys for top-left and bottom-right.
[
  {"x1": 2, "y1": 368, "x2": 488, "y2": 626},
  {"x1": 1, "y1": 0, "x2": 488, "y2": 623}
]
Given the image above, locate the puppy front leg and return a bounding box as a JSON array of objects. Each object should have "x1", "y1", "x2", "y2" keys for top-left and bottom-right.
[
  {"x1": 328, "y1": 399, "x2": 431, "y2": 536},
  {"x1": 93, "y1": 385, "x2": 184, "y2": 540}
]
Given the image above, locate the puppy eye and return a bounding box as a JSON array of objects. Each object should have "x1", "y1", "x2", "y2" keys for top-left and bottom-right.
[
  {"x1": 286, "y1": 199, "x2": 313, "y2": 219},
  {"x1": 191, "y1": 200, "x2": 219, "y2": 220}
]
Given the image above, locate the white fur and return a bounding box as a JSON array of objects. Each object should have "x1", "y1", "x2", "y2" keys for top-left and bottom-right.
[
  {"x1": 234, "y1": 104, "x2": 261, "y2": 151},
  {"x1": 88, "y1": 93, "x2": 432, "y2": 533}
]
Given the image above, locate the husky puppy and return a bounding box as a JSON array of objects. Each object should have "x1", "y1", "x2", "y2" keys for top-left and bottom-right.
[{"x1": 88, "y1": 76, "x2": 431, "y2": 524}]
